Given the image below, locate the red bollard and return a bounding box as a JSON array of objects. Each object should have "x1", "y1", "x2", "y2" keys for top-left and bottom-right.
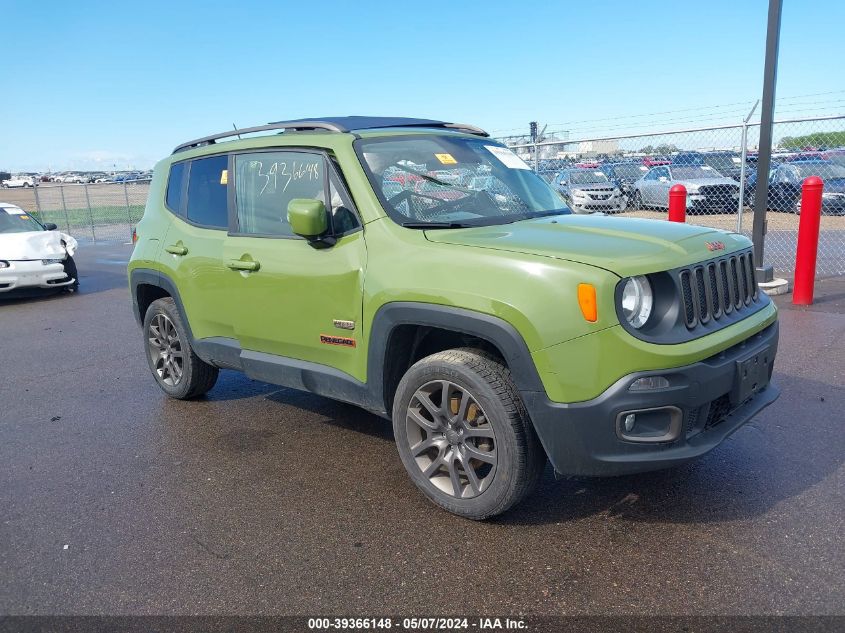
[
  {"x1": 668, "y1": 184, "x2": 687, "y2": 222},
  {"x1": 793, "y1": 176, "x2": 824, "y2": 305}
]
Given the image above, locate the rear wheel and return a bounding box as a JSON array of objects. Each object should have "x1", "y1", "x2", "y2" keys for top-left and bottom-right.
[
  {"x1": 143, "y1": 297, "x2": 218, "y2": 399},
  {"x1": 392, "y1": 348, "x2": 545, "y2": 520}
]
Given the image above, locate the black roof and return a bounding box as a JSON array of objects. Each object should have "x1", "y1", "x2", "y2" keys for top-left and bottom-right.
[{"x1": 173, "y1": 117, "x2": 488, "y2": 154}]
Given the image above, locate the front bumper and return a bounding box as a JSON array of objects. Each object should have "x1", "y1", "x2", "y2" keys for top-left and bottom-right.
[
  {"x1": 522, "y1": 322, "x2": 779, "y2": 476},
  {"x1": 0, "y1": 259, "x2": 74, "y2": 292},
  {"x1": 570, "y1": 197, "x2": 627, "y2": 214}
]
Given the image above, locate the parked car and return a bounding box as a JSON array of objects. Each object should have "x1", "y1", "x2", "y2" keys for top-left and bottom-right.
[
  {"x1": 0, "y1": 203, "x2": 79, "y2": 293},
  {"x1": 642, "y1": 155, "x2": 670, "y2": 167},
  {"x1": 631, "y1": 164, "x2": 740, "y2": 213},
  {"x1": 745, "y1": 160, "x2": 845, "y2": 215},
  {"x1": 671, "y1": 151, "x2": 747, "y2": 181},
  {"x1": 129, "y1": 116, "x2": 779, "y2": 519},
  {"x1": 1, "y1": 175, "x2": 34, "y2": 188},
  {"x1": 552, "y1": 168, "x2": 626, "y2": 213},
  {"x1": 598, "y1": 162, "x2": 649, "y2": 204}
]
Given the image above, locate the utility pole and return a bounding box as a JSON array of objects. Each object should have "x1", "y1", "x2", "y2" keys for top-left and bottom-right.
[
  {"x1": 751, "y1": 0, "x2": 782, "y2": 283},
  {"x1": 530, "y1": 121, "x2": 539, "y2": 173}
]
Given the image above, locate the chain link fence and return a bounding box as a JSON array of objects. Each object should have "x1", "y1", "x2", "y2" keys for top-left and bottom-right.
[
  {"x1": 0, "y1": 180, "x2": 149, "y2": 243},
  {"x1": 502, "y1": 114, "x2": 845, "y2": 278}
]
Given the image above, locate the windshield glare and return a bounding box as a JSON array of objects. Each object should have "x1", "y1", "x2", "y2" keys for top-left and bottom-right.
[
  {"x1": 671, "y1": 166, "x2": 724, "y2": 180},
  {"x1": 790, "y1": 162, "x2": 845, "y2": 180},
  {"x1": 357, "y1": 136, "x2": 569, "y2": 226},
  {"x1": 0, "y1": 208, "x2": 44, "y2": 233},
  {"x1": 568, "y1": 170, "x2": 609, "y2": 185},
  {"x1": 613, "y1": 165, "x2": 647, "y2": 179}
]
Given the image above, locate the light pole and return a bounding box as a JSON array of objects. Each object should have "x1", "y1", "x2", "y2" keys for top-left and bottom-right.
[{"x1": 751, "y1": 0, "x2": 783, "y2": 282}]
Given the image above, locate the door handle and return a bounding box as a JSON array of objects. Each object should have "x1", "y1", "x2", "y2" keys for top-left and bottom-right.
[
  {"x1": 165, "y1": 244, "x2": 188, "y2": 256},
  {"x1": 227, "y1": 259, "x2": 260, "y2": 272}
]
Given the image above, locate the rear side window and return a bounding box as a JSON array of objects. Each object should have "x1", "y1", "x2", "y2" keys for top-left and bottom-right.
[
  {"x1": 234, "y1": 151, "x2": 325, "y2": 237},
  {"x1": 186, "y1": 155, "x2": 229, "y2": 228},
  {"x1": 165, "y1": 161, "x2": 186, "y2": 214}
]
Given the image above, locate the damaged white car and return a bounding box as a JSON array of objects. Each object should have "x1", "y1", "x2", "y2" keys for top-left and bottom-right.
[{"x1": 0, "y1": 203, "x2": 79, "y2": 294}]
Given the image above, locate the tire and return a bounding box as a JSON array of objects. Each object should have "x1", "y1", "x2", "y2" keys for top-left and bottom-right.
[
  {"x1": 143, "y1": 297, "x2": 218, "y2": 399},
  {"x1": 62, "y1": 255, "x2": 79, "y2": 292},
  {"x1": 392, "y1": 348, "x2": 545, "y2": 520},
  {"x1": 631, "y1": 190, "x2": 643, "y2": 210}
]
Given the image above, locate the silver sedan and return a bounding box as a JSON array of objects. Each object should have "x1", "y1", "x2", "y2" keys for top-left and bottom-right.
[{"x1": 631, "y1": 164, "x2": 740, "y2": 214}]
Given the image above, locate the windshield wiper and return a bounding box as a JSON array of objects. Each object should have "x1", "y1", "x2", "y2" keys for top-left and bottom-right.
[{"x1": 400, "y1": 221, "x2": 473, "y2": 229}]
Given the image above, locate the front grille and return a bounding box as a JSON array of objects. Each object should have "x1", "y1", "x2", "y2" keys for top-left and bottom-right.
[{"x1": 679, "y1": 250, "x2": 758, "y2": 329}]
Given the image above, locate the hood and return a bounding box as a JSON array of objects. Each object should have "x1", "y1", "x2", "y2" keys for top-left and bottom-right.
[
  {"x1": 569, "y1": 183, "x2": 616, "y2": 191},
  {"x1": 679, "y1": 177, "x2": 738, "y2": 187},
  {"x1": 424, "y1": 215, "x2": 748, "y2": 276},
  {"x1": 0, "y1": 230, "x2": 78, "y2": 260},
  {"x1": 823, "y1": 178, "x2": 845, "y2": 193}
]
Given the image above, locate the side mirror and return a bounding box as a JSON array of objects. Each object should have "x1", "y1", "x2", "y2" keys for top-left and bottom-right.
[
  {"x1": 44, "y1": 222, "x2": 58, "y2": 230},
  {"x1": 287, "y1": 198, "x2": 328, "y2": 239}
]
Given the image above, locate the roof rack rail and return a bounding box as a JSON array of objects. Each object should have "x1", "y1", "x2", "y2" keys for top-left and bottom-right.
[
  {"x1": 172, "y1": 116, "x2": 489, "y2": 154},
  {"x1": 173, "y1": 121, "x2": 344, "y2": 154}
]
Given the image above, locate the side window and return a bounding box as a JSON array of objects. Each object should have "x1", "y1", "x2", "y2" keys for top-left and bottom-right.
[
  {"x1": 234, "y1": 151, "x2": 325, "y2": 237},
  {"x1": 658, "y1": 167, "x2": 670, "y2": 180},
  {"x1": 165, "y1": 161, "x2": 186, "y2": 215},
  {"x1": 644, "y1": 169, "x2": 656, "y2": 181},
  {"x1": 186, "y1": 155, "x2": 229, "y2": 228}
]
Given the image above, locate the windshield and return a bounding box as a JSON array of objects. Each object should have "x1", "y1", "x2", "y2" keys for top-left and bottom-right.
[
  {"x1": 568, "y1": 170, "x2": 609, "y2": 185},
  {"x1": 704, "y1": 155, "x2": 737, "y2": 171},
  {"x1": 0, "y1": 207, "x2": 44, "y2": 233},
  {"x1": 356, "y1": 136, "x2": 569, "y2": 227},
  {"x1": 789, "y1": 162, "x2": 845, "y2": 180},
  {"x1": 610, "y1": 165, "x2": 646, "y2": 180},
  {"x1": 671, "y1": 166, "x2": 724, "y2": 180}
]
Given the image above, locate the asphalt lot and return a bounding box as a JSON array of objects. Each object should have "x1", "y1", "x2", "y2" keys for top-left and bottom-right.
[{"x1": 1, "y1": 243, "x2": 843, "y2": 616}]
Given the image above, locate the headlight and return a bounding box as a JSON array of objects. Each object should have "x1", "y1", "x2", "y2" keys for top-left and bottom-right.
[
  {"x1": 613, "y1": 188, "x2": 621, "y2": 196},
  {"x1": 621, "y1": 275, "x2": 653, "y2": 329},
  {"x1": 0, "y1": 260, "x2": 9, "y2": 269},
  {"x1": 572, "y1": 189, "x2": 586, "y2": 197}
]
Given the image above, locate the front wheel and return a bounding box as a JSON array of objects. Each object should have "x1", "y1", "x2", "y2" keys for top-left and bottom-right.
[
  {"x1": 62, "y1": 255, "x2": 79, "y2": 292},
  {"x1": 631, "y1": 190, "x2": 643, "y2": 210},
  {"x1": 392, "y1": 348, "x2": 545, "y2": 520}
]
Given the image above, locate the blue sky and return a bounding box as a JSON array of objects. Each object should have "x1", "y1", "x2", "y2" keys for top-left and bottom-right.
[{"x1": 2, "y1": 0, "x2": 843, "y2": 171}]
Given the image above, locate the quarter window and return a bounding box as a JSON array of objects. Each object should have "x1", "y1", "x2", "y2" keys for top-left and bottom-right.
[
  {"x1": 234, "y1": 151, "x2": 326, "y2": 237},
  {"x1": 186, "y1": 155, "x2": 229, "y2": 228},
  {"x1": 165, "y1": 161, "x2": 186, "y2": 214}
]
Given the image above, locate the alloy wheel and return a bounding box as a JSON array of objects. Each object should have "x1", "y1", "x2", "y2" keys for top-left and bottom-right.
[
  {"x1": 405, "y1": 380, "x2": 497, "y2": 499},
  {"x1": 148, "y1": 313, "x2": 184, "y2": 387}
]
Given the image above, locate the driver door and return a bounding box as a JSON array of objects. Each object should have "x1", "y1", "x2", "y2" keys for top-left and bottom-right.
[{"x1": 222, "y1": 150, "x2": 367, "y2": 381}]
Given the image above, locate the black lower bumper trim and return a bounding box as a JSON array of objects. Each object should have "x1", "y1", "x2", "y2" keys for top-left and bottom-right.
[{"x1": 522, "y1": 322, "x2": 780, "y2": 476}]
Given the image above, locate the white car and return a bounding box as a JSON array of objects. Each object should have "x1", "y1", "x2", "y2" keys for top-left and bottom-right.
[
  {"x1": 1, "y1": 175, "x2": 34, "y2": 188},
  {"x1": 0, "y1": 204, "x2": 79, "y2": 294}
]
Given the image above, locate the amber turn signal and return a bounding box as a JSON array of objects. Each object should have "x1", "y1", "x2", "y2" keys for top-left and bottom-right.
[{"x1": 577, "y1": 283, "x2": 597, "y2": 322}]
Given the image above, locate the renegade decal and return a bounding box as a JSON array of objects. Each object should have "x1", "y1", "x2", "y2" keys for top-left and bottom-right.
[{"x1": 320, "y1": 334, "x2": 356, "y2": 348}]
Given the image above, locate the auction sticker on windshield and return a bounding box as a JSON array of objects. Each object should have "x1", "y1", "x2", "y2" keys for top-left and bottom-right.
[
  {"x1": 434, "y1": 153, "x2": 457, "y2": 165},
  {"x1": 485, "y1": 145, "x2": 530, "y2": 170}
]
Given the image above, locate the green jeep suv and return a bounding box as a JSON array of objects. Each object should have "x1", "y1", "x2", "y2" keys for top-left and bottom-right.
[{"x1": 129, "y1": 117, "x2": 779, "y2": 519}]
